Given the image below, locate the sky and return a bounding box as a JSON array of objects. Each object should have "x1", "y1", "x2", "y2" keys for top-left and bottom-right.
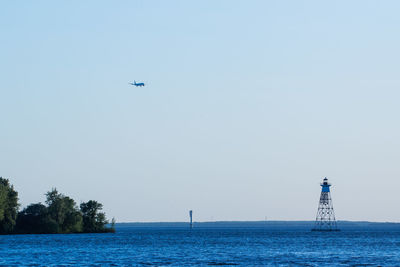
[{"x1": 1, "y1": 0, "x2": 400, "y2": 222}]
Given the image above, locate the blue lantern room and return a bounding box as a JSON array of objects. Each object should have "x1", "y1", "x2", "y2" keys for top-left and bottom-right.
[{"x1": 321, "y1": 177, "x2": 331, "y2": 192}]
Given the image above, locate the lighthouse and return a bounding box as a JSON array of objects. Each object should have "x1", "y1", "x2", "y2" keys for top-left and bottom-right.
[{"x1": 312, "y1": 177, "x2": 339, "y2": 231}]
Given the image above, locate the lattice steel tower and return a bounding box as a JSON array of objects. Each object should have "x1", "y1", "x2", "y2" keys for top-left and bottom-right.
[{"x1": 312, "y1": 177, "x2": 339, "y2": 231}]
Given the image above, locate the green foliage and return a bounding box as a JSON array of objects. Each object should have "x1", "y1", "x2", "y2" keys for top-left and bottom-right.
[
  {"x1": 80, "y1": 200, "x2": 109, "y2": 233},
  {"x1": 0, "y1": 177, "x2": 19, "y2": 234},
  {"x1": 16, "y1": 188, "x2": 84, "y2": 234},
  {"x1": 16, "y1": 191, "x2": 85, "y2": 234},
  {"x1": 0, "y1": 178, "x2": 113, "y2": 235},
  {"x1": 45, "y1": 188, "x2": 83, "y2": 233},
  {"x1": 0, "y1": 185, "x2": 7, "y2": 222},
  {"x1": 16, "y1": 203, "x2": 58, "y2": 234}
]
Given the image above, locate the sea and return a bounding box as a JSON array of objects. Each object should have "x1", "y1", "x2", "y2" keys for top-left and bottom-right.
[{"x1": 1, "y1": 222, "x2": 400, "y2": 266}]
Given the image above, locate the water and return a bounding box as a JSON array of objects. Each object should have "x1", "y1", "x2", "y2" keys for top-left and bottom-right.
[{"x1": 1, "y1": 227, "x2": 400, "y2": 266}]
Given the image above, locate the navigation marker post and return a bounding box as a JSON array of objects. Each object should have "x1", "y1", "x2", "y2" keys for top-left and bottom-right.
[{"x1": 189, "y1": 210, "x2": 193, "y2": 230}]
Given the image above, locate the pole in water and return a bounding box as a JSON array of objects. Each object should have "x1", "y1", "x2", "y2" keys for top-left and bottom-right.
[{"x1": 189, "y1": 210, "x2": 193, "y2": 229}]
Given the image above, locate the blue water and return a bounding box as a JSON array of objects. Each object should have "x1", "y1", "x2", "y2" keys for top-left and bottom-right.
[{"x1": 1, "y1": 228, "x2": 400, "y2": 266}]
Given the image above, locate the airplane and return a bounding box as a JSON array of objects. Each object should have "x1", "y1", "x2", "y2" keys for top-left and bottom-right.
[{"x1": 129, "y1": 80, "x2": 145, "y2": 87}]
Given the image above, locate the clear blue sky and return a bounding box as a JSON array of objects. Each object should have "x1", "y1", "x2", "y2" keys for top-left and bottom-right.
[{"x1": 1, "y1": 1, "x2": 400, "y2": 222}]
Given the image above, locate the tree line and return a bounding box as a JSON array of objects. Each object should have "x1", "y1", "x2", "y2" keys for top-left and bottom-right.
[{"x1": 0, "y1": 177, "x2": 115, "y2": 234}]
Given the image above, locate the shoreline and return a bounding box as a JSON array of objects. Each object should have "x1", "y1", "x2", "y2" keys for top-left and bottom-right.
[{"x1": 115, "y1": 220, "x2": 400, "y2": 231}]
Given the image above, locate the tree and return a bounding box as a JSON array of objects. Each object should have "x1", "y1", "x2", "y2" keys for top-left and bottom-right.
[
  {"x1": 0, "y1": 177, "x2": 19, "y2": 234},
  {"x1": 16, "y1": 203, "x2": 58, "y2": 234},
  {"x1": 0, "y1": 180, "x2": 114, "y2": 234},
  {"x1": 45, "y1": 188, "x2": 82, "y2": 233},
  {"x1": 80, "y1": 200, "x2": 109, "y2": 232}
]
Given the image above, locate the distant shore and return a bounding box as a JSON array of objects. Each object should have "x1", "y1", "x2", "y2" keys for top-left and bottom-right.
[{"x1": 115, "y1": 221, "x2": 400, "y2": 231}]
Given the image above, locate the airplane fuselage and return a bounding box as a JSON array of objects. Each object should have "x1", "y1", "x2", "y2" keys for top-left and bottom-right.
[{"x1": 130, "y1": 81, "x2": 145, "y2": 87}]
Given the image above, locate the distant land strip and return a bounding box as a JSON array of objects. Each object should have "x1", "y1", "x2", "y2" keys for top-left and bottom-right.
[{"x1": 116, "y1": 221, "x2": 400, "y2": 231}]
